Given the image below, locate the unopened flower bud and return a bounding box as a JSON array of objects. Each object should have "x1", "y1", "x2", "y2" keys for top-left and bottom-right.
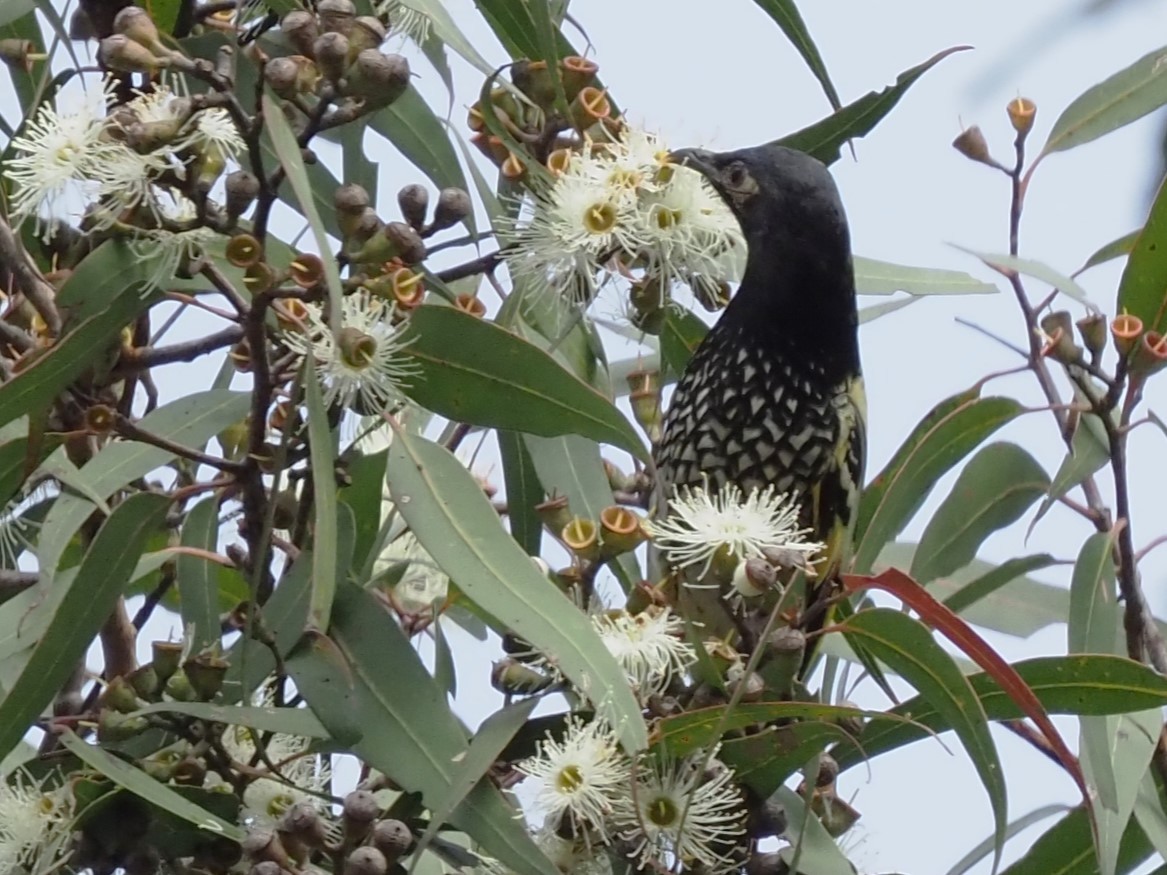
[
  {"x1": 511, "y1": 59, "x2": 555, "y2": 107},
  {"x1": 763, "y1": 627, "x2": 805, "y2": 699},
  {"x1": 835, "y1": 700, "x2": 866, "y2": 738},
  {"x1": 152, "y1": 640, "x2": 184, "y2": 682},
  {"x1": 281, "y1": 9, "x2": 319, "y2": 56},
  {"x1": 345, "y1": 846, "x2": 388, "y2": 875},
  {"x1": 952, "y1": 125, "x2": 993, "y2": 165},
  {"x1": 535, "y1": 494, "x2": 572, "y2": 537},
  {"x1": 248, "y1": 862, "x2": 289, "y2": 875},
  {"x1": 561, "y1": 516, "x2": 600, "y2": 561},
  {"x1": 113, "y1": 6, "x2": 161, "y2": 50},
  {"x1": 1130, "y1": 330, "x2": 1167, "y2": 377},
  {"x1": 225, "y1": 170, "x2": 260, "y2": 220},
  {"x1": 1076, "y1": 312, "x2": 1107, "y2": 358},
  {"x1": 1040, "y1": 311, "x2": 1081, "y2": 365},
  {"x1": 99, "y1": 676, "x2": 140, "y2": 713},
  {"x1": 243, "y1": 827, "x2": 294, "y2": 868},
  {"x1": 806, "y1": 753, "x2": 839, "y2": 788},
  {"x1": 164, "y1": 669, "x2": 197, "y2": 701},
  {"x1": 1112, "y1": 313, "x2": 1143, "y2": 357},
  {"x1": 627, "y1": 368, "x2": 662, "y2": 443},
  {"x1": 733, "y1": 557, "x2": 777, "y2": 598},
  {"x1": 370, "y1": 819, "x2": 412, "y2": 864},
  {"x1": 346, "y1": 50, "x2": 411, "y2": 108},
  {"x1": 429, "y1": 187, "x2": 471, "y2": 232},
  {"x1": 316, "y1": 0, "x2": 357, "y2": 35},
  {"x1": 731, "y1": 668, "x2": 765, "y2": 703},
  {"x1": 397, "y1": 183, "x2": 428, "y2": 229},
  {"x1": 560, "y1": 55, "x2": 598, "y2": 101},
  {"x1": 183, "y1": 652, "x2": 228, "y2": 700},
  {"x1": 349, "y1": 16, "x2": 387, "y2": 54},
  {"x1": 342, "y1": 789, "x2": 380, "y2": 842},
  {"x1": 1006, "y1": 97, "x2": 1037, "y2": 138},
  {"x1": 128, "y1": 663, "x2": 159, "y2": 699},
  {"x1": 100, "y1": 33, "x2": 167, "y2": 72},
  {"x1": 98, "y1": 709, "x2": 149, "y2": 741},
  {"x1": 279, "y1": 801, "x2": 327, "y2": 855},
  {"x1": 314, "y1": 31, "x2": 349, "y2": 83}
]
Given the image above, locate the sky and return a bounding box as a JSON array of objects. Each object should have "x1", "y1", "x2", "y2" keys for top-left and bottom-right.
[{"x1": 8, "y1": 0, "x2": 1167, "y2": 873}]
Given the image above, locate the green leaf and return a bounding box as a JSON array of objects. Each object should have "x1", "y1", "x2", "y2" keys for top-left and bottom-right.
[
  {"x1": 954, "y1": 246, "x2": 1095, "y2": 308},
  {"x1": 58, "y1": 729, "x2": 244, "y2": 841},
  {"x1": 37, "y1": 389, "x2": 250, "y2": 585},
  {"x1": 263, "y1": 92, "x2": 344, "y2": 323},
  {"x1": 1078, "y1": 230, "x2": 1139, "y2": 275},
  {"x1": 660, "y1": 308, "x2": 708, "y2": 379},
  {"x1": 1133, "y1": 772, "x2": 1167, "y2": 866},
  {"x1": 384, "y1": 429, "x2": 646, "y2": 752},
  {"x1": 177, "y1": 498, "x2": 222, "y2": 654},
  {"x1": 304, "y1": 369, "x2": 339, "y2": 633},
  {"x1": 290, "y1": 582, "x2": 555, "y2": 875},
  {"x1": 1000, "y1": 804, "x2": 1152, "y2": 875},
  {"x1": 0, "y1": 0, "x2": 35, "y2": 28},
  {"x1": 775, "y1": 786, "x2": 857, "y2": 875},
  {"x1": 497, "y1": 431, "x2": 543, "y2": 555},
  {"x1": 842, "y1": 608, "x2": 1007, "y2": 863},
  {"x1": 0, "y1": 242, "x2": 157, "y2": 432},
  {"x1": 369, "y1": 86, "x2": 473, "y2": 221},
  {"x1": 1068, "y1": 531, "x2": 1119, "y2": 658},
  {"x1": 945, "y1": 805, "x2": 1071, "y2": 875},
  {"x1": 1040, "y1": 45, "x2": 1167, "y2": 156},
  {"x1": 0, "y1": 492, "x2": 169, "y2": 761},
  {"x1": 831, "y1": 654, "x2": 1167, "y2": 771},
  {"x1": 940, "y1": 553, "x2": 1060, "y2": 618},
  {"x1": 1035, "y1": 412, "x2": 1109, "y2": 527},
  {"x1": 1118, "y1": 175, "x2": 1167, "y2": 334},
  {"x1": 853, "y1": 256, "x2": 997, "y2": 296},
  {"x1": 342, "y1": 448, "x2": 390, "y2": 577},
  {"x1": 858, "y1": 296, "x2": 919, "y2": 324},
  {"x1": 411, "y1": 698, "x2": 540, "y2": 868},
  {"x1": 522, "y1": 434, "x2": 640, "y2": 591},
  {"x1": 396, "y1": 0, "x2": 493, "y2": 75},
  {"x1": 910, "y1": 442, "x2": 1049, "y2": 585},
  {"x1": 133, "y1": 702, "x2": 328, "y2": 737},
  {"x1": 750, "y1": 0, "x2": 841, "y2": 112},
  {"x1": 853, "y1": 390, "x2": 1023, "y2": 573},
  {"x1": 0, "y1": 5, "x2": 46, "y2": 111},
  {"x1": 719, "y1": 722, "x2": 847, "y2": 797},
  {"x1": 400, "y1": 306, "x2": 647, "y2": 461},
  {"x1": 775, "y1": 46, "x2": 970, "y2": 165}
]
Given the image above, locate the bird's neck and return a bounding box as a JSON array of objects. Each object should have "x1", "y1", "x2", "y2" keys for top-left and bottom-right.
[{"x1": 718, "y1": 230, "x2": 860, "y2": 380}]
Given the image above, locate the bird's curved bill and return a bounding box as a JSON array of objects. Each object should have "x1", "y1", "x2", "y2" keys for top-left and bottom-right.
[{"x1": 667, "y1": 148, "x2": 718, "y2": 179}]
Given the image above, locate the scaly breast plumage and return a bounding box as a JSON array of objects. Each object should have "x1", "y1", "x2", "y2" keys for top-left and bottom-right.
[{"x1": 656, "y1": 339, "x2": 842, "y2": 507}]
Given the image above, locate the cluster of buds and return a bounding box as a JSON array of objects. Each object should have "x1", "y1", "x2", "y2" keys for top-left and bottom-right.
[
  {"x1": 469, "y1": 55, "x2": 606, "y2": 178},
  {"x1": 96, "y1": 640, "x2": 228, "y2": 742},
  {"x1": 263, "y1": 0, "x2": 410, "y2": 119},
  {"x1": 1038, "y1": 309, "x2": 1167, "y2": 380},
  {"x1": 243, "y1": 793, "x2": 414, "y2": 875},
  {"x1": 952, "y1": 96, "x2": 1038, "y2": 170},
  {"x1": 535, "y1": 494, "x2": 647, "y2": 566},
  {"x1": 98, "y1": 6, "x2": 185, "y2": 74}
]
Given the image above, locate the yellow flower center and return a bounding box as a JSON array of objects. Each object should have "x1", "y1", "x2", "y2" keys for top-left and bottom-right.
[
  {"x1": 582, "y1": 201, "x2": 617, "y2": 235},
  {"x1": 556, "y1": 764, "x2": 584, "y2": 793},
  {"x1": 655, "y1": 208, "x2": 683, "y2": 231},
  {"x1": 646, "y1": 794, "x2": 678, "y2": 827}
]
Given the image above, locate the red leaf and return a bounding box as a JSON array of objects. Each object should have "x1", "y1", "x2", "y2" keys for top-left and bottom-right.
[{"x1": 841, "y1": 569, "x2": 1089, "y2": 802}]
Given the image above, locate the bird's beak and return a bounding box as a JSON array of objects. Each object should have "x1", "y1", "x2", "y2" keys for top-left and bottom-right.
[{"x1": 668, "y1": 147, "x2": 719, "y2": 181}]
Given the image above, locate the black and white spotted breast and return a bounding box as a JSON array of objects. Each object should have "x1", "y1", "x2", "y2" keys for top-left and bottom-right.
[{"x1": 655, "y1": 320, "x2": 845, "y2": 521}]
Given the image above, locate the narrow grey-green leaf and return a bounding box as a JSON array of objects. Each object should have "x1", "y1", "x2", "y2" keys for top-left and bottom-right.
[
  {"x1": 1077, "y1": 230, "x2": 1139, "y2": 275},
  {"x1": 58, "y1": 729, "x2": 244, "y2": 841},
  {"x1": 400, "y1": 306, "x2": 647, "y2": 461},
  {"x1": 411, "y1": 698, "x2": 540, "y2": 870},
  {"x1": 177, "y1": 497, "x2": 222, "y2": 653},
  {"x1": 954, "y1": 246, "x2": 1095, "y2": 307},
  {"x1": 290, "y1": 582, "x2": 555, "y2": 875},
  {"x1": 263, "y1": 92, "x2": 344, "y2": 324},
  {"x1": 1041, "y1": 45, "x2": 1167, "y2": 156},
  {"x1": 133, "y1": 702, "x2": 328, "y2": 737},
  {"x1": 304, "y1": 367, "x2": 338, "y2": 633},
  {"x1": 385, "y1": 429, "x2": 646, "y2": 752},
  {"x1": 775, "y1": 785, "x2": 855, "y2": 875},
  {"x1": 854, "y1": 256, "x2": 998, "y2": 296},
  {"x1": 910, "y1": 442, "x2": 1049, "y2": 584},
  {"x1": 0, "y1": 492, "x2": 169, "y2": 761},
  {"x1": 750, "y1": 0, "x2": 841, "y2": 112},
  {"x1": 843, "y1": 608, "x2": 1007, "y2": 866}
]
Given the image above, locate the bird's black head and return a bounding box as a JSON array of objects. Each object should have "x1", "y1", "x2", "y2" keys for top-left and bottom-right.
[{"x1": 670, "y1": 143, "x2": 856, "y2": 331}]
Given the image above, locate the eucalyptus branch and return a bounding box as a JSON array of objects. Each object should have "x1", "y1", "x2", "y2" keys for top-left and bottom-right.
[
  {"x1": 114, "y1": 414, "x2": 244, "y2": 473},
  {"x1": 0, "y1": 216, "x2": 61, "y2": 335},
  {"x1": 436, "y1": 250, "x2": 502, "y2": 283},
  {"x1": 116, "y1": 325, "x2": 244, "y2": 372}
]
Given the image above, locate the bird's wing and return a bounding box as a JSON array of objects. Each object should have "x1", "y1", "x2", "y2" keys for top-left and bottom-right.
[{"x1": 809, "y1": 374, "x2": 867, "y2": 583}]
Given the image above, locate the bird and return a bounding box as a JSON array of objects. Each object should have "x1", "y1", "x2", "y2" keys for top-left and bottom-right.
[{"x1": 653, "y1": 142, "x2": 866, "y2": 668}]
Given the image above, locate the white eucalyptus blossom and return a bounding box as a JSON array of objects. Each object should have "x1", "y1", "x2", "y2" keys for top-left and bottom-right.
[
  {"x1": 646, "y1": 483, "x2": 823, "y2": 578},
  {"x1": 0, "y1": 770, "x2": 74, "y2": 875},
  {"x1": 592, "y1": 607, "x2": 694, "y2": 699},
  {"x1": 520, "y1": 717, "x2": 631, "y2": 839},
  {"x1": 282, "y1": 289, "x2": 417, "y2": 414},
  {"x1": 614, "y1": 751, "x2": 746, "y2": 874},
  {"x1": 129, "y1": 191, "x2": 218, "y2": 289}
]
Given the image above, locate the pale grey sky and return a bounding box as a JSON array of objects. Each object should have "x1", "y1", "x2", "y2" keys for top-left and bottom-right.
[{"x1": 10, "y1": 1, "x2": 1167, "y2": 872}]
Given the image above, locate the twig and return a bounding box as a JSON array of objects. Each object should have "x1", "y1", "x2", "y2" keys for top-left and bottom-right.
[
  {"x1": 117, "y1": 325, "x2": 244, "y2": 372},
  {"x1": 114, "y1": 414, "x2": 243, "y2": 473},
  {"x1": 0, "y1": 216, "x2": 61, "y2": 335},
  {"x1": 436, "y1": 251, "x2": 502, "y2": 283}
]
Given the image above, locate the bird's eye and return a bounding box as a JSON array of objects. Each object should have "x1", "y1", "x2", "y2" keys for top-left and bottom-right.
[{"x1": 724, "y1": 162, "x2": 750, "y2": 189}]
